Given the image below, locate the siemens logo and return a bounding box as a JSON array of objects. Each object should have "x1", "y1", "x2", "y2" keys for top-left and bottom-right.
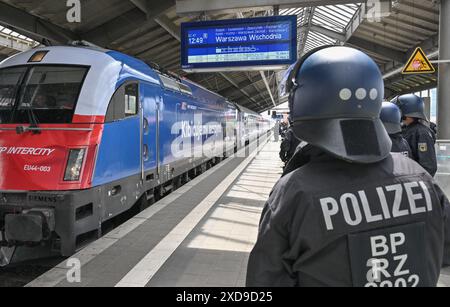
[{"x1": 28, "y1": 195, "x2": 60, "y2": 203}]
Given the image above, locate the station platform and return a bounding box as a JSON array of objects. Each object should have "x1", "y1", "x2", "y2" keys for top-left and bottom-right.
[
  {"x1": 25, "y1": 136, "x2": 450, "y2": 288},
  {"x1": 27, "y1": 138, "x2": 284, "y2": 287}
]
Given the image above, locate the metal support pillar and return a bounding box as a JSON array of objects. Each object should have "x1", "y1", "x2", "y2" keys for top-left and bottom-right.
[{"x1": 438, "y1": 0, "x2": 450, "y2": 139}]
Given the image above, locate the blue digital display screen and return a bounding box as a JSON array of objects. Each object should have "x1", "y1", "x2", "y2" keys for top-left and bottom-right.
[{"x1": 181, "y1": 16, "x2": 297, "y2": 71}]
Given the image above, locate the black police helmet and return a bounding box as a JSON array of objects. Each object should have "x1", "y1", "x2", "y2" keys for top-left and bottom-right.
[
  {"x1": 380, "y1": 102, "x2": 402, "y2": 134},
  {"x1": 394, "y1": 94, "x2": 428, "y2": 121},
  {"x1": 287, "y1": 46, "x2": 391, "y2": 164}
]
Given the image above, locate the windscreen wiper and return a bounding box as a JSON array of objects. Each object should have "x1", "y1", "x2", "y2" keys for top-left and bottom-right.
[
  {"x1": 16, "y1": 71, "x2": 45, "y2": 135},
  {"x1": 24, "y1": 106, "x2": 41, "y2": 134},
  {"x1": 14, "y1": 105, "x2": 41, "y2": 135}
]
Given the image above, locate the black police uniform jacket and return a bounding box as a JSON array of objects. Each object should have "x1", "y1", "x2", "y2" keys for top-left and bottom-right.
[
  {"x1": 403, "y1": 122, "x2": 437, "y2": 177},
  {"x1": 390, "y1": 133, "x2": 412, "y2": 158},
  {"x1": 246, "y1": 148, "x2": 449, "y2": 287}
]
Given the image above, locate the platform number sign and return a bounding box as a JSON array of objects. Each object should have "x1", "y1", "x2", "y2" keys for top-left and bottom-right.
[
  {"x1": 402, "y1": 47, "x2": 435, "y2": 75},
  {"x1": 348, "y1": 223, "x2": 429, "y2": 287}
]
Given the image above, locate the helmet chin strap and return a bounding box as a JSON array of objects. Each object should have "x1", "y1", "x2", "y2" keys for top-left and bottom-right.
[
  {"x1": 288, "y1": 79, "x2": 298, "y2": 118},
  {"x1": 298, "y1": 141, "x2": 309, "y2": 149}
]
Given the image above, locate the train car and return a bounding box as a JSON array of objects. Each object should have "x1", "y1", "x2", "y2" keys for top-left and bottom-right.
[
  {"x1": 0, "y1": 45, "x2": 244, "y2": 259},
  {"x1": 235, "y1": 104, "x2": 269, "y2": 146},
  {"x1": 223, "y1": 101, "x2": 240, "y2": 156}
]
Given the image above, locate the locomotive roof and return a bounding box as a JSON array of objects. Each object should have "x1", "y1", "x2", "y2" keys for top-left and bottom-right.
[{"x1": 0, "y1": 46, "x2": 231, "y2": 117}]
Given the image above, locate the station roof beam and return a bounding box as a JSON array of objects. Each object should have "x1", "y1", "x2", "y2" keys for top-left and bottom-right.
[
  {"x1": 83, "y1": 1, "x2": 175, "y2": 48},
  {"x1": 0, "y1": 2, "x2": 78, "y2": 45},
  {"x1": 0, "y1": 25, "x2": 37, "y2": 53},
  {"x1": 176, "y1": 0, "x2": 363, "y2": 15}
]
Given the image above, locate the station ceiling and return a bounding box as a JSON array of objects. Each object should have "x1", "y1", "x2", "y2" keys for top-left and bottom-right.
[{"x1": 0, "y1": 0, "x2": 441, "y2": 112}]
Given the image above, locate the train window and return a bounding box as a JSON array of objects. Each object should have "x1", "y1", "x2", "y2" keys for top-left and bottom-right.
[
  {"x1": 0, "y1": 65, "x2": 88, "y2": 124},
  {"x1": 106, "y1": 83, "x2": 139, "y2": 122},
  {"x1": 0, "y1": 67, "x2": 28, "y2": 123},
  {"x1": 125, "y1": 84, "x2": 138, "y2": 116},
  {"x1": 106, "y1": 86, "x2": 125, "y2": 122},
  {"x1": 159, "y1": 75, "x2": 180, "y2": 92}
]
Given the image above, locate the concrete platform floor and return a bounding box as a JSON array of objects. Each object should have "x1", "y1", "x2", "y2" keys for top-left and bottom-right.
[{"x1": 145, "y1": 141, "x2": 283, "y2": 287}]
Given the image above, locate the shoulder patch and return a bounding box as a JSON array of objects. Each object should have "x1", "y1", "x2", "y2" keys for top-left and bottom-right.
[{"x1": 418, "y1": 143, "x2": 428, "y2": 152}]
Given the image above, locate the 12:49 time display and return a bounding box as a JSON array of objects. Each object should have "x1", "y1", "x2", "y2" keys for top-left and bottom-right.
[{"x1": 189, "y1": 37, "x2": 205, "y2": 45}]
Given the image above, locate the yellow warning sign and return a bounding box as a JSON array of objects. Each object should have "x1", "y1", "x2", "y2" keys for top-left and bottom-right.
[{"x1": 402, "y1": 47, "x2": 435, "y2": 74}]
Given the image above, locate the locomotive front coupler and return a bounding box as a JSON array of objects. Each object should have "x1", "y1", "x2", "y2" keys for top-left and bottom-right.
[{"x1": 0, "y1": 231, "x2": 15, "y2": 247}]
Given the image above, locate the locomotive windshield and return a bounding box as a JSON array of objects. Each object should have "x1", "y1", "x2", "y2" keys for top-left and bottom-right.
[{"x1": 0, "y1": 65, "x2": 88, "y2": 124}]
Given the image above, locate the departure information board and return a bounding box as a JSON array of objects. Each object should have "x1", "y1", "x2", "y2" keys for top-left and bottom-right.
[{"x1": 181, "y1": 16, "x2": 297, "y2": 72}]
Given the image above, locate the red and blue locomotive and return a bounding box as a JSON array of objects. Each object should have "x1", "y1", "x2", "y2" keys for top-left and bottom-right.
[{"x1": 0, "y1": 45, "x2": 270, "y2": 261}]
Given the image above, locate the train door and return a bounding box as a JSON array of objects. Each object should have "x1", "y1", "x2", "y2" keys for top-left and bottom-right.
[
  {"x1": 141, "y1": 83, "x2": 159, "y2": 180},
  {"x1": 95, "y1": 82, "x2": 142, "y2": 186},
  {"x1": 94, "y1": 82, "x2": 142, "y2": 220}
]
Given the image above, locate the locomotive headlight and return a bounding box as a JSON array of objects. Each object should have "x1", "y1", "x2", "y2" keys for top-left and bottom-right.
[{"x1": 64, "y1": 149, "x2": 86, "y2": 181}]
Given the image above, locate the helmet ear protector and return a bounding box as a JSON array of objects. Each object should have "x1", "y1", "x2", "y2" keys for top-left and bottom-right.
[{"x1": 287, "y1": 46, "x2": 334, "y2": 115}]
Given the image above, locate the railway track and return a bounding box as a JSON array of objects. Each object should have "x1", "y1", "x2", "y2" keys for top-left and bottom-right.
[{"x1": 0, "y1": 256, "x2": 63, "y2": 287}]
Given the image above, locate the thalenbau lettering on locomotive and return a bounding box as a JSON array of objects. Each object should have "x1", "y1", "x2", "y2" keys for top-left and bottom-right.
[
  {"x1": 180, "y1": 120, "x2": 222, "y2": 139},
  {"x1": 172, "y1": 120, "x2": 225, "y2": 159}
]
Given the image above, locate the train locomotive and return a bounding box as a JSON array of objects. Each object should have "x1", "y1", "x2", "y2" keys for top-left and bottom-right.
[{"x1": 0, "y1": 45, "x2": 270, "y2": 261}]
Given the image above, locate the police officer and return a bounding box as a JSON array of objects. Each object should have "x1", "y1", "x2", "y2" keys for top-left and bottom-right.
[
  {"x1": 273, "y1": 120, "x2": 280, "y2": 142},
  {"x1": 246, "y1": 46, "x2": 449, "y2": 287},
  {"x1": 380, "y1": 102, "x2": 412, "y2": 158},
  {"x1": 394, "y1": 94, "x2": 437, "y2": 176},
  {"x1": 279, "y1": 120, "x2": 300, "y2": 165},
  {"x1": 279, "y1": 120, "x2": 288, "y2": 139}
]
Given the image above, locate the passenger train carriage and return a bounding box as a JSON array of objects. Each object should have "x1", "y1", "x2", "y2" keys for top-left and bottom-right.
[{"x1": 0, "y1": 46, "x2": 270, "y2": 260}]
